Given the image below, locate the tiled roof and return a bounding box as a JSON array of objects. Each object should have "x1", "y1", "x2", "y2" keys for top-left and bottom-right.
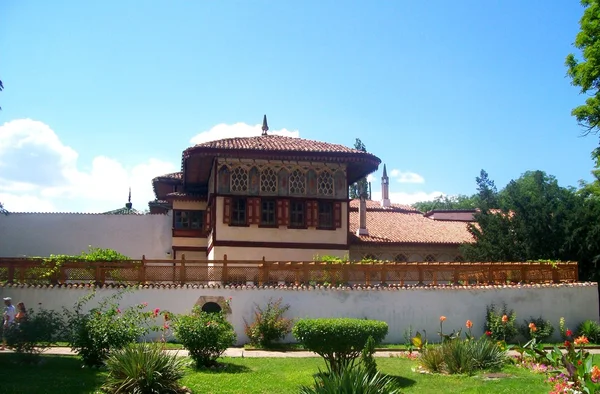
[
  {"x1": 349, "y1": 200, "x2": 474, "y2": 244},
  {"x1": 153, "y1": 172, "x2": 182, "y2": 182},
  {"x1": 165, "y1": 192, "x2": 206, "y2": 200},
  {"x1": 186, "y1": 135, "x2": 368, "y2": 155},
  {"x1": 102, "y1": 207, "x2": 143, "y2": 215}
]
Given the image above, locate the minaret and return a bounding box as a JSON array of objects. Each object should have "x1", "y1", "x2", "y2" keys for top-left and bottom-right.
[
  {"x1": 261, "y1": 115, "x2": 269, "y2": 136},
  {"x1": 125, "y1": 187, "x2": 133, "y2": 210},
  {"x1": 381, "y1": 164, "x2": 391, "y2": 207}
]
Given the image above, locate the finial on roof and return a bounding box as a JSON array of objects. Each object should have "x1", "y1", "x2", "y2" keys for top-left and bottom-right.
[
  {"x1": 261, "y1": 114, "x2": 269, "y2": 136},
  {"x1": 125, "y1": 187, "x2": 133, "y2": 210},
  {"x1": 382, "y1": 164, "x2": 387, "y2": 178}
]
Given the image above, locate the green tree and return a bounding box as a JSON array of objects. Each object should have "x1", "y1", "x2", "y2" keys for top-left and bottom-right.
[
  {"x1": 412, "y1": 194, "x2": 477, "y2": 212},
  {"x1": 475, "y1": 169, "x2": 499, "y2": 210},
  {"x1": 566, "y1": 0, "x2": 600, "y2": 136},
  {"x1": 349, "y1": 138, "x2": 370, "y2": 199}
]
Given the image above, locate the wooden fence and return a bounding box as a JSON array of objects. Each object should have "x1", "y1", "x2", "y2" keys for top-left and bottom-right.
[{"x1": 0, "y1": 257, "x2": 579, "y2": 286}]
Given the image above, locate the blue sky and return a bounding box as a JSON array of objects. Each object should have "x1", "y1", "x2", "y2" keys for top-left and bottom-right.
[{"x1": 0, "y1": 0, "x2": 597, "y2": 212}]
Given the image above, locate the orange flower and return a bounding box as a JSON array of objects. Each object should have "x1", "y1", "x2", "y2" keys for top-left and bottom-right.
[
  {"x1": 528, "y1": 322, "x2": 537, "y2": 332},
  {"x1": 591, "y1": 366, "x2": 600, "y2": 382},
  {"x1": 440, "y1": 316, "x2": 446, "y2": 322},
  {"x1": 502, "y1": 315, "x2": 509, "y2": 323},
  {"x1": 466, "y1": 320, "x2": 473, "y2": 329},
  {"x1": 574, "y1": 336, "x2": 589, "y2": 346}
]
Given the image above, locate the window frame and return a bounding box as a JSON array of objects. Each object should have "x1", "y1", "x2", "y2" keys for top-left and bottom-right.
[
  {"x1": 317, "y1": 201, "x2": 334, "y2": 229},
  {"x1": 289, "y1": 200, "x2": 307, "y2": 228},
  {"x1": 231, "y1": 197, "x2": 248, "y2": 226},
  {"x1": 173, "y1": 210, "x2": 204, "y2": 230},
  {"x1": 260, "y1": 198, "x2": 277, "y2": 227}
]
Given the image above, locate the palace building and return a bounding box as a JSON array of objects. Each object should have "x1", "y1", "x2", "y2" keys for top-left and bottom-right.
[{"x1": 149, "y1": 116, "x2": 474, "y2": 262}]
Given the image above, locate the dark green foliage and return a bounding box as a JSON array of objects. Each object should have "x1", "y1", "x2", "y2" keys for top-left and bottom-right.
[
  {"x1": 412, "y1": 194, "x2": 478, "y2": 213},
  {"x1": 518, "y1": 317, "x2": 555, "y2": 342},
  {"x1": 172, "y1": 306, "x2": 236, "y2": 368},
  {"x1": 243, "y1": 298, "x2": 293, "y2": 348},
  {"x1": 577, "y1": 320, "x2": 600, "y2": 343},
  {"x1": 102, "y1": 342, "x2": 186, "y2": 394},
  {"x1": 419, "y1": 338, "x2": 506, "y2": 375},
  {"x1": 4, "y1": 306, "x2": 63, "y2": 363},
  {"x1": 348, "y1": 139, "x2": 370, "y2": 200},
  {"x1": 299, "y1": 367, "x2": 400, "y2": 394},
  {"x1": 360, "y1": 336, "x2": 377, "y2": 377},
  {"x1": 485, "y1": 304, "x2": 518, "y2": 342},
  {"x1": 292, "y1": 318, "x2": 388, "y2": 374}
]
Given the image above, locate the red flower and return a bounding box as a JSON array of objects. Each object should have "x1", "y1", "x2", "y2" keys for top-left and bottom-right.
[
  {"x1": 485, "y1": 331, "x2": 492, "y2": 337},
  {"x1": 578, "y1": 360, "x2": 583, "y2": 366},
  {"x1": 163, "y1": 322, "x2": 169, "y2": 330},
  {"x1": 116, "y1": 308, "x2": 121, "y2": 314},
  {"x1": 564, "y1": 340, "x2": 571, "y2": 348},
  {"x1": 153, "y1": 308, "x2": 160, "y2": 317},
  {"x1": 566, "y1": 329, "x2": 573, "y2": 337}
]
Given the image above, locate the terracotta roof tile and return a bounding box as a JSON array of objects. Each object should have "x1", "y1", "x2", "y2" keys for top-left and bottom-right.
[
  {"x1": 349, "y1": 200, "x2": 474, "y2": 244},
  {"x1": 186, "y1": 135, "x2": 367, "y2": 154},
  {"x1": 153, "y1": 172, "x2": 182, "y2": 182}
]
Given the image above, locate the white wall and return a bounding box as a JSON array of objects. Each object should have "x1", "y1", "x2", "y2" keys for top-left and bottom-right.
[
  {"x1": 2, "y1": 284, "x2": 597, "y2": 345},
  {"x1": 0, "y1": 213, "x2": 173, "y2": 259}
]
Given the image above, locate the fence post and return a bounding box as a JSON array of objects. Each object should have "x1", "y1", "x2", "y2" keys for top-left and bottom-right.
[
  {"x1": 303, "y1": 262, "x2": 310, "y2": 284},
  {"x1": 8, "y1": 263, "x2": 15, "y2": 283},
  {"x1": 380, "y1": 263, "x2": 386, "y2": 285},
  {"x1": 552, "y1": 266, "x2": 559, "y2": 284},
  {"x1": 263, "y1": 257, "x2": 269, "y2": 285},
  {"x1": 418, "y1": 264, "x2": 424, "y2": 285},
  {"x1": 521, "y1": 265, "x2": 528, "y2": 283},
  {"x1": 342, "y1": 263, "x2": 349, "y2": 284},
  {"x1": 365, "y1": 264, "x2": 371, "y2": 286},
  {"x1": 180, "y1": 255, "x2": 186, "y2": 284},
  {"x1": 222, "y1": 255, "x2": 228, "y2": 284},
  {"x1": 59, "y1": 264, "x2": 67, "y2": 283},
  {"x1": 488, "y1": 265, "x2": 494, "y2": 284},
  {"x1": 139, "y1": 255, "x2": 146, "y2": 283}
]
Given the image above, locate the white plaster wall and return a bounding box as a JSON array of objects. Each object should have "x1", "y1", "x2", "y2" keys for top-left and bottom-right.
[
  {"x1": 2, "y1": 284, "x2": 597, "y2": 345},
  {"x1": 0, "y1": 213, "x2": 172, "y2": 259}
]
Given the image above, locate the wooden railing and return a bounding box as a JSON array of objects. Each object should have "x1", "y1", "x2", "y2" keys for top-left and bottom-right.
[{"x1": 0, "y1": 256, "x2": 579, "y2": 286}]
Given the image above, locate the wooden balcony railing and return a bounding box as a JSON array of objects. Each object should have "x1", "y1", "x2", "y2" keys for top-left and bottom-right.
[{"x1": 0, "y1": 256, "x2": 579, "y2": 286}]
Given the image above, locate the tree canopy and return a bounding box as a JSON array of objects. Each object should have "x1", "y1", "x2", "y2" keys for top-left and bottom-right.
[
  {"x1": 349, "y1": 138, "x2": 370, "y2": 199},
  {"x1": 566, "y1": 0, "x2": 600, "y2": 136}
]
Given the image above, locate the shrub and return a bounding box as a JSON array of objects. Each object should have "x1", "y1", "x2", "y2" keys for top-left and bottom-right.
[
  {"x1": 64, "y1": 291, "x2": 163, "y2": 367},
  {"x1": 419, "y1": 338, "x2": 505, "y2": 374},
  {"x1": 299, "y1": 367, "x2": 400, "y2": 394},
  {"x1": 102, "y1": 342, "x2": 187, "y2": 394},
  {"x1": 4, "y1": 306, "x2": 63, "y2": 363},
  {"x1": 577, "y1": 320, "x2": 600, "y2": 343},
  {"x1": 360, "y1": 336, "x2": 377, "y2": 377},
  {"x1": 518, "y1": 317, "x2": 555, "y2": 342},
  {"x1": 292, "y1": 318, "x2": 388, "y2": 374},
  {"x1": 172, "y1": 306, "x2": 236, "y2": 368},
  {"x1": 243, "y1": 298, "x2": 293, "y2": 348},
  {"x1": 485, "y1": 303, "x2": 518, "y2": 342}
]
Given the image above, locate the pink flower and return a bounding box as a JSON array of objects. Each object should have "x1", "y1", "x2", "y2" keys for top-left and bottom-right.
[
  {"x1": 163, "y1": 322, "x2": 169, "y2": 330},
  {"x1": 153, "y1": 308, "x2": 160, "y2": 317},
  {"x1": 116, "y1": 308, "x2": 121, "y2": 314},
  {"x1": 142, "y1": 302, "x2": 148, "y2": 307}
]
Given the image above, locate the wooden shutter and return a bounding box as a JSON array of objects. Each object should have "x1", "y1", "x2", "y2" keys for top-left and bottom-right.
[
  {"x1": 204, "y1": 206, "x2": 211, "y2": 232},
  {"x1": 306, "y1": 201, "x2": 318, "y2": 227},
  {"x1": 248, "y1": 198, "x2": 260, "y2": 225},
  {"x1": 223, "y1": 197, "x2": 232, "y2": 224},
  {"x1": 333, "y1": 201, "x2": 342, "y2": 228},
  {"x1": 277, "y1": 199, "x2": 289, "y2": 226}
]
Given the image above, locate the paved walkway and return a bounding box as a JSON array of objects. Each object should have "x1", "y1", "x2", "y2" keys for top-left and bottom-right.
[{"x1": 4, "y1": 347, "x2": 600, "y2": 358}]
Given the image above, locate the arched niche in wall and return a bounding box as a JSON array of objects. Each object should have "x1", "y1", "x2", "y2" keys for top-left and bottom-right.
[
  {"x1": 194, "y1": 296, "x2": 232, "y2": 315},
  {"x1": 218, "y1": 165, "x2": 230, "y2": 194}
]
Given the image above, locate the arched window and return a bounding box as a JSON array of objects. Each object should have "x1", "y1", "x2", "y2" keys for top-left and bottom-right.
[
  {"x1": 260, "y1": 167, "x2": 277, "y2": 193},
  {"x1": 394, "y1": 254, "x2": 408, "y2": 263},
  {"x1": 289, "y1": 169, "x2": 306, "y2": 195},
  {"x1": 454, "y1": 256, "x2": 464, "y2": 262},
  {"x1": 424, "y1": 254, "x2": 436, "y2": 262},
  {"x1": 230, "y1": 167, "x2": 249, "y2": 192},
  {"x1": 317, "y1": 170, "x2": 334, "y2": 196},
  {"x1": 363, "y1": 253, "x2": 377, "y2": 261},
  {"x1": 201, "y1": 302, "x2": 222, "y2": 313}
]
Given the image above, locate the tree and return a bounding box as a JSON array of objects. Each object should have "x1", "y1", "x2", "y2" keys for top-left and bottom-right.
[
  {"x1": 412, "y1": 194, "x2": 477, "y2": 212},
  {"x1": 566, "y1": 0, "x2": 600, "y2": 136},
  {"x1": 475, "y1": 169, "x2": 499, "y2": 209},
  {"x1": 349, "y1": 138, "x2": 370, "y2": 199}
]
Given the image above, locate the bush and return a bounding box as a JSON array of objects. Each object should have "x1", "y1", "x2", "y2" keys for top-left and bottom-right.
[
  {"x1": 419, "y1": 338, "x2": 506, "y2": 374},
  {"x1": 292, "y1": 318, "x2": 388, "y2": 374},
  {"x1": 243, "y1": 298, "x2": 293, "y2": 348},
  {"x1": 299, "y1": 367, "x2": 400, "y2": 394},
  {"x1": 172, "y1": 306, "x2": 236, "y2": 368},
  {"x1": 4, "y1": 306, "x2": 63, "y2": 363},
  {"x1": 485, "y1": 304, "x2": 518, "y2": 342},
  {"x1": 64, "y1": 292, "x2": 164, "y2": 368},
  {"x1": 360, "y1": 336, "x2": 377, "y2": 377},
  {"x1": 577, "y1": 320, "x2": 600, "y2": 343},
  {"x1": 102, "y1": 342, "x2": 187, "y2": 394},
  {"x1": 518, "y1": 317, "x2": 555, "y2": 342}
]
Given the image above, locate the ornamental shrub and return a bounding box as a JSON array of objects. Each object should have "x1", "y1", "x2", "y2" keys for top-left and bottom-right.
[
  {"x1": 4, "y1": 305, "x2": 63, "y2": 363},
  {"x1": 518, "y1": 316, "x2": 555, "y2": 342},
  {"x1": 292, "y1": 318, "x2": 388, "y2": 374},
  {"x1": 243, "y1": 298, "x2": 293, "y2": 348},
  {"x1": 172, "y1": 306, "x2": 236, "y2": 368},
  {"x1": 577, "y1": 320, "x2": 600, "y2": 343},
  {"x1": 299, "y1": 366, "x2": 400, "y2": 394},
  {"x1": 419, "y1": 337, "x2": 505, "y2": 375},
  {"x1": 64, "y1": 291, "x2": 165, "y2": 368},
  {"x1": 485, "y1": 303, "x2": 518, "y2": 342},
  {"x1": 102, "y1": 342, "x2": 187, "y2": 394},
  {"x1": 360, "y1": 336, "x2": 377, "y2": 377}
]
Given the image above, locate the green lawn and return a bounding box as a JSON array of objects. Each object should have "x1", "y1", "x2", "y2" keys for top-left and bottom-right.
[{"x1": 0, "y1": 353, "x2": 551, "y2": 394}]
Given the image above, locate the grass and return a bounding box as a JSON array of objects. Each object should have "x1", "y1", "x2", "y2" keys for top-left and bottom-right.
[{"x1": 0, "y1": 353, "x2": 551, "y2": 394}]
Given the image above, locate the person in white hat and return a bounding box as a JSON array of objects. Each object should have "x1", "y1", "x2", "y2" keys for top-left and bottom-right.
[{"x1": 1, "y1": 297, "x2": 15, "y2": 350}]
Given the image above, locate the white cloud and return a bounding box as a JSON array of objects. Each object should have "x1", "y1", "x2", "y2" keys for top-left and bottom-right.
[
  {"x1": 388, "y1": 169, "x2": 425, "y2": 184},
  {"x1": 366, "y1": 174, "x2": 374, "y2": 182},
  {"x1": 190, "y1": 122, "x2": 299, "y2": 145},
  {"x1": 0, "y1": 119, "x2": 176, "y2": 213},
  {"x1": 371, "y1": 191, "x2": 445, "y2": 206}
]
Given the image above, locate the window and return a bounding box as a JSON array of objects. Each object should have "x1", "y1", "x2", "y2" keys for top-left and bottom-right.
[
  {"x1": 317, "y1": 170, "x2": 334, "y2": 196},
  {"x1": 261, "y1": 199, "x2": 276, "y2": 226},
  {"x1": 230, "y1": 167, "x2": 248, "y2": 192},
  {"x1": 289, "y1": 200, "x2": 306, "y2": 227},
  {"x1": 289, "y1": 169, "x2": 306, "y2": 195},
  {"x1": 318, "y1": 201, "x2": 334, "y2": 228},
  {"x1": 424, "y1": 254, "x2": 436, "y2": 262},
  {"x1": 231, "y1": 198, "x2": 247, "y2": 225},
  {"x1": 260, "y1": 167, "x2": 277, "y2": 193},
  {"x1": 174, "y1": 210, "x2": 204, "y2": 229},
  {"x1": 394, "y1": 254, "x2": 408, "y2": 263}
]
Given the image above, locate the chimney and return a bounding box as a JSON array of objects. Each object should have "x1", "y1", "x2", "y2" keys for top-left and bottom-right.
[
  {"x1": 381, "y1": 164, "x2": 390, "y2": 207},
  {"x1": 356, "y1": 195, "x2": 369, "y2": 236}
]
